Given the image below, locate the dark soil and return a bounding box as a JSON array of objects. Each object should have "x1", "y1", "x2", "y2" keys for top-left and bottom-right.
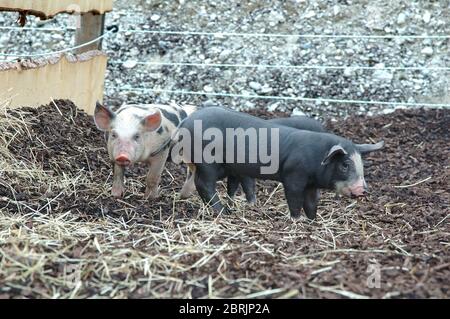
[{"x1": 0, "y1": 100, "x2": 448, "y2": 298}]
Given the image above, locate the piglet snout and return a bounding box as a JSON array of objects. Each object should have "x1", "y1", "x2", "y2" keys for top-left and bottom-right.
[
  {"x1": 348, "y1": 182, "x2": 369, "y2": 197},
  {"x1": 115, "y1": 154, "x2": 131, "y2": 166},
  {"x1": 344, "y1": 179, "x2": 368, "y2": 197},
  {"x1": 350, "y1": 186, "x2": 366, "y2": 197}
]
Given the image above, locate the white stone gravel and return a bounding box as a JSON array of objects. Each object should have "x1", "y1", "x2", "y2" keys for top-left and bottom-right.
[{"x1": 0, "y1": 0, "x2": 449, "y2": 119}]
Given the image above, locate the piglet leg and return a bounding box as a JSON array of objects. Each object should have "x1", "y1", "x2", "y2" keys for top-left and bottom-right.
[
  {"x1": 240, "y1": 177, "x2": 257, "y2": 204},
  {"x1": 195, "y1": 168, "x2": 228, "y2": 214},
  {"x1": 180, "y1": 164, "x2": 197, "y2": 199},
  {"x1": 112, "y1": 164, "x2": 125, "y2": 198},
  {"x1": 144, "y1": 150, "x2": 169, "y2": 199},
  {"x1": 226, "y1": 175, "x2": 240, "y2": 199},
  {"x1": 303, "y1": 187, "x2": 319, "y2": 219},
  {"x1": 282, "y1": 177, "x2": 306, "y2": 219}
]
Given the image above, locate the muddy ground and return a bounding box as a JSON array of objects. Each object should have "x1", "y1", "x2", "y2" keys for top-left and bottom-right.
[{"x1": 0, "y1": 101, "x2": 448, "y2": 298}]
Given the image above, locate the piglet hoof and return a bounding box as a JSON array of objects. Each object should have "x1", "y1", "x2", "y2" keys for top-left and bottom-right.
[
  {"x1": 211, "y1": 205, "x2": 232, "y2": 215},
  {"x1": 289, "y1": 210, "x2": 302, "y2": 220},
  {"x1": 246, "y1": 196, "x2": 257, "y2": 206},
  {"x1": 144, "y1": 187, "x2": 160, "y2": 200},
  {"x1": 179, "y1": 189, "x2": 193, "y2": 200},
  {"x1": 304, "y1": 209, "x2": 317, "y2": 220},
  {"x1": 111, "y1": 185, "x2": 125, "y2": 198}
]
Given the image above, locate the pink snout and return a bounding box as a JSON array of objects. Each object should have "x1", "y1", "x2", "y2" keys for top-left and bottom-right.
[
  {"x1": 349, "y1": 185, "x2": 366, "y2": 197},
  {"x1": 115, "y1": 154, "x2": 131, "y2": 166},
  {"x1": 343, "y1": 180, "x2": 368, "y2": 197}
]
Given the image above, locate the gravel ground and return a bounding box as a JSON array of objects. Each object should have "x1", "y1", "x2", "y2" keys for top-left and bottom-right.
[{"x1": 1, "y1": 1, "x2": 450, "y2": 117}]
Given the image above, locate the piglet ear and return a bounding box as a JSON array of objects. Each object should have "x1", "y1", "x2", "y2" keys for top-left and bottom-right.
[
  {"x1": 142, "y1": 110, "x2": 162, "y2": 132},
  {"x1": 321, "y1": 144, "x2": 348, "y2": 166},
  {"x1": 94, "y1": 101, "x2": 115, "y2": 131},
  {"x1": 355, "y1": 140, "x2": 385, "y2": 154}
]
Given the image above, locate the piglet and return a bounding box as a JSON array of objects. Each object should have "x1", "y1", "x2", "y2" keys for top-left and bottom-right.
[
  {"x1": 226, "y1": 116, "x2": 383, "y2": 204},
  {"x1": 94, "y1": 101, "x2": 195, "y2": 199},
  {"x1": 174, "y1": 107, "x2": 384, "y2": 219}
]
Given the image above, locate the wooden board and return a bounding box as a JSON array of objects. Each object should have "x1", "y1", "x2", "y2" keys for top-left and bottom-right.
[
  {"x1": 0, "y1": 51, "x2": 107, "y2": 115},
  {"x1": 0, "y1": 0, "x2": 113, "y2": 19}
]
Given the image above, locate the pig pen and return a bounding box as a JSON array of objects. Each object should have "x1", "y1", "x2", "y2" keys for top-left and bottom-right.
[{"x1": 0, "y1": 100, "x2": 448, "y2": 299}]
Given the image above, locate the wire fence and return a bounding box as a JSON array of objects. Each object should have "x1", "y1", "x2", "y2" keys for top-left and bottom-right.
[
  {"x1": 0, "y1": 24, "x2": 449, "y2": 108},
  {"x1": 0, "y1": 32, "x2": 107, "y2": 59},
  {"x1": 0, "y1": 26, "x2": 117, "y2": 60},
  {"x1": 118, "y1": 29, "x2": 450, "y2": 39},
  {"x1": 110, "y1": 87, "x2": 450, "y2": 108},
  {"x1": 109, "y1": 60, "x2": 450, "y2": 71},
  {"x1": 3, "y1": 25, "x2": 450, "y2": 39}
]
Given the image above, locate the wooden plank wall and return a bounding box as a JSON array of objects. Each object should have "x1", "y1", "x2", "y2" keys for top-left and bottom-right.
[
  {"x1": 0, "y1": 0, "x2": 113, "y2": 19},
  {"x1": 0, "y1": 51, "x2": 107, "y2": 115}
]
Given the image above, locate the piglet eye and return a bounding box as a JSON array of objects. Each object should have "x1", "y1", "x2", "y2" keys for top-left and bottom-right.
[
  {"x1": 111, "y1": 132, "x2": 118, "y2": 139},
  {"x1": 341, "y1": 162, "x2": 349, "y2": 171},
  {"x1": 134, "y1": 133, "x2": 141, "y2": 141}
]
